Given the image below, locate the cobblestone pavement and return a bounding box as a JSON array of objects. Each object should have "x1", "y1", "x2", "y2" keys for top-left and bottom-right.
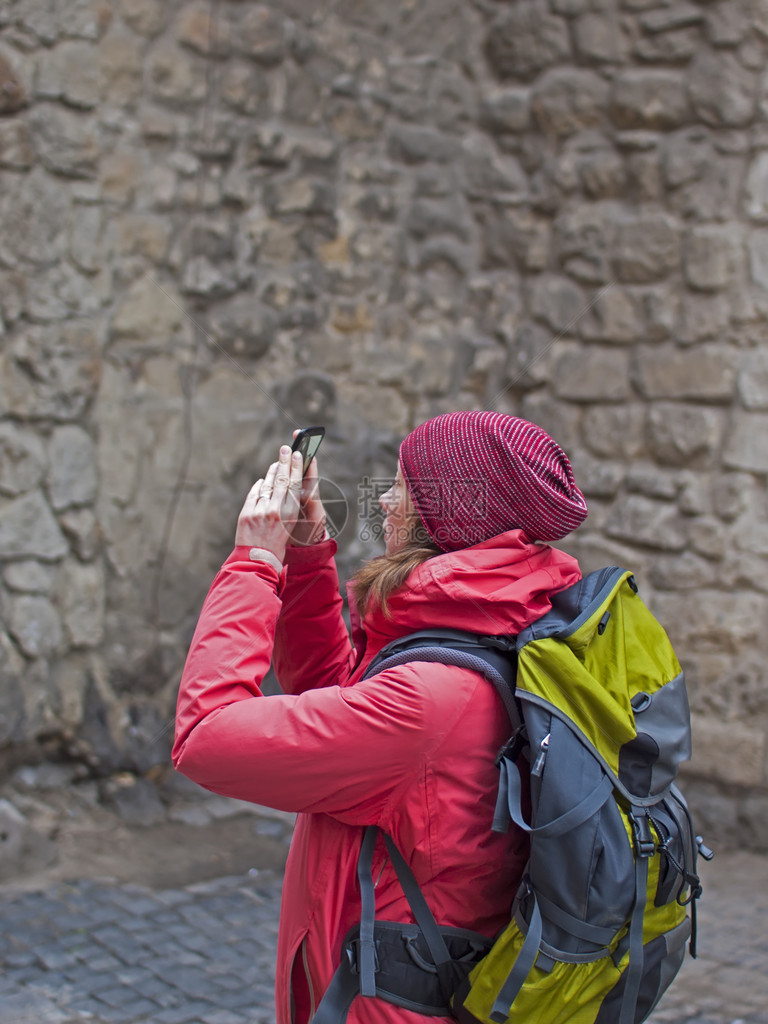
[
  {"x1": 1, "y1": 848, "x2": 767, "y2": 1024},
  {"x1": 0, "y1": 872, "x2": 282, "y2": 1024}
]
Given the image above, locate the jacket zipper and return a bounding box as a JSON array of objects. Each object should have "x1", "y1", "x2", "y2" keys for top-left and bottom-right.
[{"x1": 301, "y1": 937, "x2": 316, "y2": 1021}]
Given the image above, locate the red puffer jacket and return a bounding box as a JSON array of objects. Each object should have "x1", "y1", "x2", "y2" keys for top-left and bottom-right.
[{"x1": 173, "y1": 530, "x2": 581, "y2": 1024}]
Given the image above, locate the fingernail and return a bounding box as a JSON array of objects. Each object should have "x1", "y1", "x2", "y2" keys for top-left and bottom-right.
[{"x1": 280, "y1": 445, "x2": 291, "y2": 456}]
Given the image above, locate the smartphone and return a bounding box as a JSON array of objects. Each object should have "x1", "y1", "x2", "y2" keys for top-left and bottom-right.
[{"x1": 291, "y1": 426, "x2": 325, "y2": 476}]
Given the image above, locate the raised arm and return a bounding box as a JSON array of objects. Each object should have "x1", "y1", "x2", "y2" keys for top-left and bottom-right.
[
  {"x1": 173, "y1": 555, "x2": 470, "y2": 816},
  {"x1": 272, "y1": 539, "x2": 355, "y2": 694}
]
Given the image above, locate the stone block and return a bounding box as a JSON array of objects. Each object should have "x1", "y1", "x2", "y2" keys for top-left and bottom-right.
[
  {"x1": 551, "y1": 345, "x2": 631, "y2": 402},
  {"x1": 110, "y1": 275, "x2": 190, "y2": 343},
  {"x1": 610, "y1": 70, "x2": 690, "y2": 130},
  {"x1": 568, "y1": 452, "x2": 625, "y2": 498},
  {"x1": 462, "y1": 134, "x2": 527, "y2": 200},
  {"x1": 98, "y1": 30, "x2": 143, "y2": 105},
  {"x1": 476, "y1": 205, "x2": 549, "y2": 271},
  {"x1": 484, "y1": 0, "x2": 571, "y2": 82},
  {"x1": 684, "y1": 224, "x2": 743, "y2": 291},
  {"x1": 0, "y1": 322, "x2": 102, "y2": 421},
  {"x1": 633, "y1": 26, "x2": 700, "y2": 62},
  {"x1": 221, "y1": 61, "x2": 269, "y2": 116},
  {"x1": 737, "y1": 347, "x2": 768, "y2": 410},
  {"x1": 69, "y1": 203, "x2": 105, "y2": 274},
  {"x1": 264, "y1": 177, "x2": 336, "y2": 216},
  {"x1": 688, "y1": 50, "x2": 758, "y2": 128},
  {"x1": 626, "y1": 464, "x2": 679, "y2": 500},
  {"x1": 579, "y1": 286, "x2": 645, "y2": 343},
  {"x1": 0, "y1": 50, "x2": 28, "y2": 115},
  {"x1": 633, "y1": 344, "x2": 736, "y2": 401},
  {"x1": 26, "y1": 261, "x2": 109, "y2": 322},
  {"x1": 114, "y1": 214, "x2": 170, "y2": 261},
  {"x1": 149, "y1": 43, "x2": 207, "y2": 104},
  {"x1": 387, "y1": 124, "x2": 459, "y2": 166},
  {"x1": 0, "y1": 120, "x2": 34, "y2": 171},
  {"x1": 0, "y1": 490, "x2": 69, "y2": 561},
  {"x1": 687, "y1": 713, "x2": 765, "y2": 786},
  {"x1": 662, "y1": 129, "x2": 710, "y2": 190},
  {"x1": 723, "y1": 412, "x2": 768, "y2": 473},
  {"x1": 46, "y1": 425, "x2": 97, "y2": 511},
  {"x1": 582, "y1": 404, "x2": 646, "y2": 459},
  {"x1": 712, "y1": 471, "x2": 756, "y2": 523},
  {"x1": 679, "y1": 293, "x2": 731, "y2": 344},
  {"x1": 505, "y1": 321, "x2": 558, "y2": 390},
  {"x1": 118, "y1": 0, "x2": 167, "y2": 37},
  {"x1": 28, "y1": 105, "x2": 100, "y2": 179},
  {"x1": 639, "y1": 3, "x2": 702, "y2": 34},
  {"x1": 747, "y1": 229, "x2": 768, "y2": 291},
  {"x1": 573, "y1": 10, "x2": 628, "y2": 63},
  {"x1": 62, "y1": 561, "x2": 105, "y2": 647},
  {"x1": 3, "y1": 560, "x2": 55, "y2": 594},
  {"x1": 479, "y1": 86, "x2": 531, "y2": 136},
  {"x1": 236, "y1": 4, "x2": 287, "y2": 66},
  {"x1": 604, "y1": 494, "x2": 687, "y2": 550},
  {"x1": 746, "y1": 151, "x2": 768, "y2": 222},
  {"x1": 531, "y1": 69, "x2": 609, "y2": 138},
  {"x1": 555, "y1": 201, "x2": 622, "y2": 283},
  {"x1": 649, "y1": 551, "x2": 718, "y2": 591},
  {"x1": 0, "y1": 423, "x2": 46, "y2": 497},
  {"x1": 7, "y1": 593, "x2": 64, "y2": 658},
  {"x1": 58, "y1": 507, "x2": 101, "y2": 561},
  {"x1": 36, "y1": 40, "x2": 100, "y2": 108},
  {"x1": 653, "y1": 588, "x2": 766, "y2": 654},
  {"x1": 530, "y1": 273, "x2": 586, "y2": 333},
  {"x1": 646, "y1": 403, "x2": 724, "y2": 467},
  {"x1": 613, "y1": 212, "x2": 682, "y2": 283},
  {"x1": 0, "y1": 167, "x2": 69, "y2": 266},
  {"x1": 177, "y1": 3, "x2": 231, "y2": 56},
  {"x1": 579, "y1": 146, "x2": 627, "y2": 200},
  {"x1": 182, "y1": 365, "x2": 276, "y2": 488},
  {"x1": 207, "y1": 297, "x2": 277, "y2": 360}
]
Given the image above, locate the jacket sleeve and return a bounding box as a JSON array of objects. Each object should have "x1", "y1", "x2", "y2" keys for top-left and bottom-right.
[
  {"x1": 272, "y1": 539, "x2": 356, "y2": 694},
  {"x1": 172, "y1": 549, "x2": 467, "y2": 820}
]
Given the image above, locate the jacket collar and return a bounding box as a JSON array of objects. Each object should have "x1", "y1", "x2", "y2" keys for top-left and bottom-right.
[{"x1": 349, "y1": 529, "x2": 582, "y2": 674}]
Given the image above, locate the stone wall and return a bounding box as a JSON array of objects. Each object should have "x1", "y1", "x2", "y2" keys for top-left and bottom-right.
[{"x1": 0, "y1": 0, "x2": 767, "y2": 844}]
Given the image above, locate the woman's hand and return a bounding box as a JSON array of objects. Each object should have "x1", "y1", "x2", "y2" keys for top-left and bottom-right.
[
  {"x1": 282, "y1": 430, "x2": 328, "y2": 547},
  {"x1": 235, "y1": 445, "x2": 303, "y2": 562},
  {"x1": 289, "y1": 446, "x2": 328, "y2": 547}
]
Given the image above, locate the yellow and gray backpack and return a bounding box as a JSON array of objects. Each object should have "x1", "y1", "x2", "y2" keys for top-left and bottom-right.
[{"x1": 312, "y1": 567, "x2": 712, "y2": 1024}]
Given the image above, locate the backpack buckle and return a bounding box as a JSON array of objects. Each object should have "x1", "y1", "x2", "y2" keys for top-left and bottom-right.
[
  {"x1": 630, "y1": 810, "x2": 656, "y2": 858},
  {"x1": 345, "y1": 937, "x2": 379, "y2": 975},
  {"x1": 495, "y1": 726, "x2": 528, "y2": 766},
  {"x1": 480, "y1": 634, "x2": 517, "y2": 654}
]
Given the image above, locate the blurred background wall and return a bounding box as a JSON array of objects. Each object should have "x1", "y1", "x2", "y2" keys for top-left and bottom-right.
[{"x1": 0, "y1": 0, "x2": 767, "y2": 845}]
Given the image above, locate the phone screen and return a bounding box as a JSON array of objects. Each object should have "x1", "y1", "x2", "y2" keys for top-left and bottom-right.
[{"x1": 291, "y1": 426, "x2": 325, "y2": 475}]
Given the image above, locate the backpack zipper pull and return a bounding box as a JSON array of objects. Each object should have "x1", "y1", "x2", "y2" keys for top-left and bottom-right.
[{"x1": 531, "y1": 733, "x2": 550, "y2": 777}]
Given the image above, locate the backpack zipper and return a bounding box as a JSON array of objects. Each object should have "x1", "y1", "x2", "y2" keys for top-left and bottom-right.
[{"x1": 531, "y1": 733, "x2": 550, "y2": 777}]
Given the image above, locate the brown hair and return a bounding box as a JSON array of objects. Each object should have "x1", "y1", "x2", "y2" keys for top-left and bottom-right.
[{"x1": 350, "y1": 514, "x2": 441, "y2": 619}]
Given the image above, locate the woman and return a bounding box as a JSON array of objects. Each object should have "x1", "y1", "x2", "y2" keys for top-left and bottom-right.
[{"x1": 173, "y1": 410, "x2": 588, "y2": 1024}]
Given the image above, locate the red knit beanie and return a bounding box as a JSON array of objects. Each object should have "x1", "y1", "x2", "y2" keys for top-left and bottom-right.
[{"x1": 398, "y1": 411, "x2": 587, "y2": 551}]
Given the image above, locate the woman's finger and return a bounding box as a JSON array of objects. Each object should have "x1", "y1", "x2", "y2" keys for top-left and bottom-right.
[
  {"x1": 263, "y1": 459, "x2": 279, "y2": 490},
  {"x1": 271, "y1": 445, "x2": 292, "y2": 498},
  {"x1": 240, "y1": 478, "x2": 265, "y2": 516},
  {"x1": 288, "y1": 449, "x2": 303, "y2": 499}
]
